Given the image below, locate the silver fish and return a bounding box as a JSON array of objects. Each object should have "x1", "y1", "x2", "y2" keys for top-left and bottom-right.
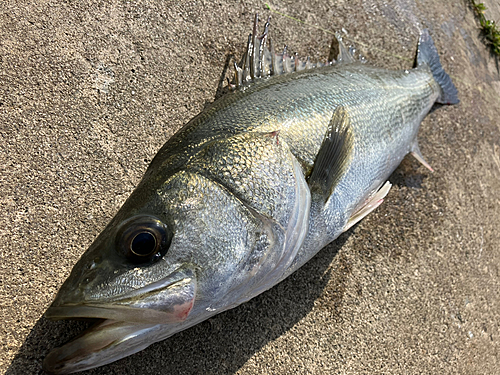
[{"x1": 43, "y1": 16, "x2": 458, "y2": 374}]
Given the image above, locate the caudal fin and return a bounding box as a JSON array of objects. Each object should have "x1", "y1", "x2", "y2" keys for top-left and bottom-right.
[{"x1": 417, "y1": 29, "x2": 459, "y2": 105}]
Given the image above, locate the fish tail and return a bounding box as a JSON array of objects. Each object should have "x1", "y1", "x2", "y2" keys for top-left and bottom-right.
[{"x1": 417, "y1": 29, "x2": 459, "y2": 105}]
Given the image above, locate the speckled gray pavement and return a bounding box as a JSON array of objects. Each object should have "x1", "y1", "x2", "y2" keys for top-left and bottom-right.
[{"x1": 1, "y1": 0, "x2": 500, "y2": 374}]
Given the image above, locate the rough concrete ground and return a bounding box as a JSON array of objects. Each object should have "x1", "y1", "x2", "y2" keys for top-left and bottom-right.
[{"x1": 1, "y1": 0, "x2": 499, "y2": 374}]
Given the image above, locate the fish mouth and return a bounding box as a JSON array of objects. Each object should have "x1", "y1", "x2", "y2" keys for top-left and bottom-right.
[
  {"x1": 43, "y1": 269, "x2": 197, "y2": 374},
  {"x1": 45, "y1": 268, "x2": 196, "y2": 324}
]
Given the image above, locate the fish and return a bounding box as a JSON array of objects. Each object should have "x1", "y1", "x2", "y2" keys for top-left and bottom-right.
[{"x1": 42, "y1": 15, "x2": 459, "y2": 374}]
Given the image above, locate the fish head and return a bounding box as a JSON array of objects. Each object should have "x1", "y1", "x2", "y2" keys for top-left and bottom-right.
[
  {"x1": 45, "y1": 212, "x2": 197, "y2": 324},
  {"x1": 44, "y1": 168, "x2": 283, "y2": 373}
]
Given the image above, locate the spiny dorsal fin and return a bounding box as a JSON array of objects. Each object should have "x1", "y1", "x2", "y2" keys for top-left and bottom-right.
[
  {"x1": 231, "y1": 15, "x2": 360, "y2": 90},
  {"x1": 308, "y1": 105, "x2": 354, "y2": 202}
]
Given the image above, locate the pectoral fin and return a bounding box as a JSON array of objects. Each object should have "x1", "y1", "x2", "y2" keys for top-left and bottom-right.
[
  {"x1": 309, "y1": 105, "x2": 354, "y2": 202},
  {"x1": 344, "y1": 181, "x2": 392, "y2": 232}
]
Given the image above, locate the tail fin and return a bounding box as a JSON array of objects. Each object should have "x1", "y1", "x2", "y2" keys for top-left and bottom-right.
[{"x1": 417, "y1": 29, "x2": 459, "y2": 105}]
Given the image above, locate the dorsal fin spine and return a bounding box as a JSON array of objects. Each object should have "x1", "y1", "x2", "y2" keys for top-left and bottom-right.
[
  {"x1": 269, "y1": 38, "x2": 277, "y2": 76},
  {"x1": 282, "y1": 45, "x2": 288, "y2": 74},
  {"x1": 258, "y1": 18, "x2": 270, "y2": 78},
  {"x1": 249, "y1": 14, "x2": 258, "y2": 80},
  {"x1": 234, "y1": 62, "x2": 243, "y2": 87}
]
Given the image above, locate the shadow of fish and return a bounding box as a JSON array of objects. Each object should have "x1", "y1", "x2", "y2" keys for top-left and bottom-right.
[{"x1": 42, "y1": 15, "x2": 458, "y2": 374}]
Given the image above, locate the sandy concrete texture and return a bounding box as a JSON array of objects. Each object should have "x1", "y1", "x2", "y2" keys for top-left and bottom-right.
[{"x1": 1, "y1": 0, "x2": 500, "y2": 374}]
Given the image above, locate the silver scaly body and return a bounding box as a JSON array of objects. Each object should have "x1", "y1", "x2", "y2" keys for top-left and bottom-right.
[{"x1": 43, "y1": 18, "x2": 458, "y2": 374}]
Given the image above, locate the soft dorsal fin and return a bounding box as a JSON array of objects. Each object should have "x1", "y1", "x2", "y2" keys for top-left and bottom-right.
[
  {"x1": 334, "y1": 32, "x2": 356, "y2": 63},
  {"x1": 231, "y1": 15, "x2": 359, "y2": 90},
  {"x1": 308, "y1": 105, "x2": 354, "y2": 202}
]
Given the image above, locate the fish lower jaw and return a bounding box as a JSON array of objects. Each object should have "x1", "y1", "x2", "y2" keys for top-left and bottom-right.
[{"x1": 43, "y1": 319, "x2": 159, "y2": 374}]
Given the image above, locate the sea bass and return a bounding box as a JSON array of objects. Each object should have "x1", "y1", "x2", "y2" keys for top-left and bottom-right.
[{"x1": 43, "y1": 16, "x2": 458, "y2": 374}]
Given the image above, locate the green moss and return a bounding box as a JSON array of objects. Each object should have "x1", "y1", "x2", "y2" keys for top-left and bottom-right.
[{"x1": 471, "y1": 1, "x2": 500, "y2": 56}]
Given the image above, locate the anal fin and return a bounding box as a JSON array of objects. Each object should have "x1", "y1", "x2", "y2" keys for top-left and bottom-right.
[
  {"x1": 308, "y1": 105, "x2": 354, "y2": 202},
  {"x1": 411, "y1": 140, "x2": 434, "y2": 172},
  {"x1": 343, "y1": 181, "x2": 392, "y2": 232}
]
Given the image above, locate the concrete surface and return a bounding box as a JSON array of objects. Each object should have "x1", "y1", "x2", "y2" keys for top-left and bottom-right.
[{"x1": 1, "y1": 0, "x2": 499, "y2": 374}]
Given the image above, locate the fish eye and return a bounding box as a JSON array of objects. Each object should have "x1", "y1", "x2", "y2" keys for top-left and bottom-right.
[
  {"x1": 116, "y1": 216, "x2": 172, "y2": 263},
  {"x1": 130, "y1": 231, "x2": 157, "y2": 257}
]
